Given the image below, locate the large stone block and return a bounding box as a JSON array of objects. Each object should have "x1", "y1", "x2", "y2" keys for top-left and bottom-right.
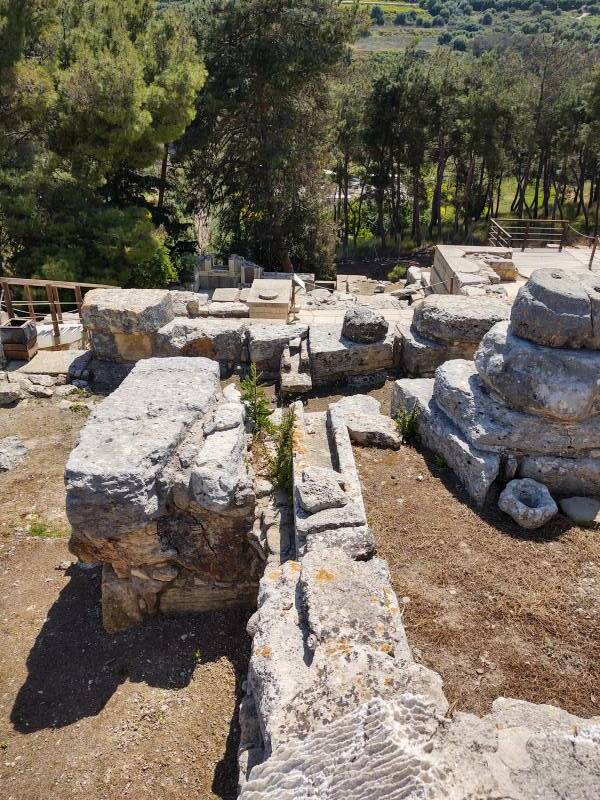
[
  {"x1": 476, "y1": 321, "x2": 600, "y2": 422},
  {"x1": 248, "y1": 323, "x2": 308, "y2": 377},
  {"x1": 519, "y1": 454, "x2": 600, "y2": 497},
  {"x1": 309, "y1": 323, "x2": 395, "y2": 386},
  {"x1": 434, "y1": 359, "x2": 600, "y2": 456},
  {"x1": 82, "y1": 288, "x2": 174, "y2": 362},
  {"x1": 412, "y1": 294, "x2": 509, "y2": 344},
  {"x1": 396, "y1": 319, "x2": 475, "y2": 378},
  {"x1": 155, "y1": 317, "x2": 247, "y2": 374},
  {"x1": 66, "y1": 357, "x2": 221, "y2": 540},
  {"x1": 391, "y1": 378, "x2": 502, "y2": 507},
  {"x1": 341, "y1": 305, "x2": 389, "y2": 343},
  {"x1": 511, "y1": 268, "x2": 600, "y2": 349}
]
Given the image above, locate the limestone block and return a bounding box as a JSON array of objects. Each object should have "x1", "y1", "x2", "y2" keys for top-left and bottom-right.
[
  {"x1": 309, "y1": 323, "x2": 395, "y2": 386},
  {"x1": 559, "y1": 496, "x2": 600, "y2": 526},
  {"x1": 341, "y1": 305, "x2": 389, "y2": 343},
  {"x1": 65, "y1": 357, "x2": 221, "y2": 540},
  {"x1": 519, "y1": 454, "x2": 600, "y2": 497},
  {"x1": 391, "y1": 378, "x2": 502, "y2": 507},
  {"x1": 476, "y1": 321, "x2": 600, "y2": 422},
  {"x1": 87, "y1": 359, "x2": 134, "y2": 394},
  {"x1": 82, "y1": 288, "x2": 174, "y2": 362},
  {"x1": 396, "y1": 320, "x2": 475, "y2": 378},
  {"x1": 155, "y1": 317, "x2": 247, "y2": 371},
  {"x1": 330, "y1": 394, "x2": 401, "y2": 449},
  {"x1": 0, "y1": 381, "x2": 24, "y2": 406},
  {"x1": 197, "y1": 301, "x2": 250, "y2": 318},
  {"x1": 511, "y1": 268, "x2": 600, "y2": 349},
  {"x1": 296, "y1": 467, "x2": 348, "y2": 514},
  {"x1": 0, "y1": 436, "x2": 26, "y2": 472},
  {"x1": 16, "y1": 349, "x2": 91, "y2": 378},
  {"x1": 413, "y1": 294, "x2": 509, "y2": 344},
  {"x1": 498, "y1": 478, "x2": 558, "y2": 529},
  {"x1": 248, "y1": 323, "x2": 308, "y2": 376},
  {"x1": 434, "y1": 359, "x2": 600, "y2": 456},
  {"x1": 302, "y1": 524, "x2": 375, "y2": 560}
]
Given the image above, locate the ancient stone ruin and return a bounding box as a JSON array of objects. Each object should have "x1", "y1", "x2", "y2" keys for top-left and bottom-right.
[
  {"x1": 65, "y1": 357, "x2": 262, "y2": 631},
  {"x1": 393, "y1": 268, "x2": 600, "y2": 508}
]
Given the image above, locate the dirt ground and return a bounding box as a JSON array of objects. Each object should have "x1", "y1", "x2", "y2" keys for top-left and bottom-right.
[
  {"x1": 305, "y1": 382, "x2": 600, "y2": 720},
  {"x1": 0, "y1": 399, "x2": 250, "y2": 800},
  {"x1": 355, "y1": 444, "x2": 600, "y2": 719}
]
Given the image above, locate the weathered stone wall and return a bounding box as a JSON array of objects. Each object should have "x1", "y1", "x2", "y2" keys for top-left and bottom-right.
[{"x1": 65, "y1": 357, "x2": 262, "y2": 631}]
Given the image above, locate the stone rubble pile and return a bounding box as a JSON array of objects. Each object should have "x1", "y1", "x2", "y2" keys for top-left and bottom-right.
[
  {"x1": 0, "y1": 349, "x2": 91, "y2": 405},
  {"x1": 396, "y1": 294, "x2": 510, "y2": 377},
  {"x1": 393, "y1": 268, "x2": 600, "y2": 508},
  {"x1": 65, "y1": 357, "x2": 262, "y2": 631}
]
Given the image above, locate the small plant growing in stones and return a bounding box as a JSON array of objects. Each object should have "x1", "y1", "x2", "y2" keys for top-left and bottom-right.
[
  {"x1": 269, "y1": 407, "x2": 295, "y2": 494},
  {"x1": 29, "y1": 515, "x2": 66, "y2": 538},
  {"x1": 387, "y1": 263, "x2": 408, "y2": 282},
  {"x1": 240, "y1": 363, "x2": 274, "y2": 434},
  {"x1": 395, "y1": 402, "x2": 420, "y2": 446}
]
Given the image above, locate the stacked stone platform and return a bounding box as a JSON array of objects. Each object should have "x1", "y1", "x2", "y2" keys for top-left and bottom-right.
[{"x1": 393, "y1": 269, "x2": 600, "y2": 505}]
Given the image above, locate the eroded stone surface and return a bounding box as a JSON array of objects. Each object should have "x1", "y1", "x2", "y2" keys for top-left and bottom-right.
[
  {"x1": 476, "y1": 321, "x2": 600, "y2": 421},
  {"x1": 341, "y1": 305, "x2": 388, "y2": 344},
  {"x1": 0, "y1": 436, "x2": 26, "y2": 472},
  {"x1": 511, "y1": 268, "x2": 600, "y2": 349},
  {"x1": 296, "y1": 467, "x2": 348, "y2": 515},
  {"x1": 498, "y1": 478, "x2": 558, "y2": 529},
  {"x1": 391, "y1": 378, "x2": 502, "y2": 507},
  {"x1": 309, "y1": 323, "x2": 395, "y2": 386},
  {"x1": 413, "y1": 293, "x2": 509, "y2": 344},
  {"x1": 434, "y1": 359, "x2": 600, "y2": 456},
  {"x1": 155, "y1": 317, "x2": 247, "y2": 373}
]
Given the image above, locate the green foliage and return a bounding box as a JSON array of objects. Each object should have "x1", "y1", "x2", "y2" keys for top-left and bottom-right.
[
  {"x1": 240, "y1": 364, "x2": 275, "y2": 434},
  {"x1": 269, "y1": 407, "x2": 295, "y2": 495},
  {"x1": 29, "y1": 516, "x2": 67, "y2": 538},
  {"x1": 395, "y1": 402, "x2": 420, "y2": 445},
  {"x1": 0, "y1": 0, "x2": 206, "y2": 286},
  {"x1": 387, "y1": 263, "x2": 408, "y2": 280}
]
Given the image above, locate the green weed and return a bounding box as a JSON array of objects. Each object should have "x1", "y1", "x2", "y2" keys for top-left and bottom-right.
[{"x1": 395, "y1": 402, "x2": 420, "y2": 446}]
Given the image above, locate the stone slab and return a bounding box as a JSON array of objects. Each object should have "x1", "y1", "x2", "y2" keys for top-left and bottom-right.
[
  {"x1": 81, "y1": 288, "x2": 174, "y2": 334},
  {"x1": 559, "y1": 496, "x2": 600, "y2": 526},
  {"x1": 519, "y1": 454, "x2": 600, "y2": 497},
  {"x1": 212, "y1": 287, "x2": 240, "y2": 302},
  {"x1": 16, "y1": 349, "x2": 92, "y2": 377},
  {"x1": 397, "y1": 320, "x2": 475, "y2": 378},
  {"x1": 391, "y1": 378, "x2": 502, "y2": 507},
  {"x1": 155, "y1": 318, "x2": 247, "y2": 367}
]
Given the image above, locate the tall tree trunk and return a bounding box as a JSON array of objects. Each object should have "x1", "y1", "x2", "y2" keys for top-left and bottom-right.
[
  {"x1": 157, "y1": 144, "x2": 169, "y2": 209},
  {"x1": 412, "y1": 165, "x2": 421, "y2": 246}
]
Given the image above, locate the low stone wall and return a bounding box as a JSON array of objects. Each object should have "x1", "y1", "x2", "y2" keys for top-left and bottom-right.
[
  {"x1": 238, "y1": 393, "x2": 600, "y2": 798},
  {"x1": 65, "y1": 357, "x2": 262, "y2": 631},
  {"x1": 308, "y1": 322, "x2": 397, "y2": 386}
]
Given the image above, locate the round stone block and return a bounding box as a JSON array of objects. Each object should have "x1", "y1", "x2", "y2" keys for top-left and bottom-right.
[
  {"x1": 342, "y1": 306, "x2": 388, "y2": 344},
  {"x1": 510, "y1": 269, "x2": 600, "y2": 349}
]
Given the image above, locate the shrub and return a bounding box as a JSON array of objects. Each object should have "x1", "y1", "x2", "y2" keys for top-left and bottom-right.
[
  {"x1": 240, "y1": 364, "x2": 274, "y2": 434},
  {"x1": 452, "y1": 35, "x2": 468, "y2": 50},
  {"x1": 395, "y1": 402, "x2": 420, "y2": 446},
  {"x1": 370, "y1": 5, "x2": 385, "y2": 24},
  {"x1": 269, "y1": 407, "x2": 295, "y2": 494},
  {"x1": 387, "y1": 263, "x2": 408, "y2": 281}
]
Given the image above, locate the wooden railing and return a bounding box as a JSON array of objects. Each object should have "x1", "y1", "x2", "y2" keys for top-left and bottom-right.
[
  {"x1": 490, "y1": 218, "x2": 568, "y2": 251},
  {"x1": 0, "y1": 278, "x2": 114, "y2": 339},
  {"x1": 488, "y1": 219, "x2": 512, "y2": 249}
]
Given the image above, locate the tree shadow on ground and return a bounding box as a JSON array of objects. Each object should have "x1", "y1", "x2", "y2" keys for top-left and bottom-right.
[
  {"x1": 10, "y1": 564, "x2": 251, "y2": 799},
  {"x1": 418, "y1": 446, "x2": 574, "y2": 544}
]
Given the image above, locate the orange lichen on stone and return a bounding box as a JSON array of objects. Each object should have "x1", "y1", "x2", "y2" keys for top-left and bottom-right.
[
  {"x1": 315, "y1": 569, "x2": 335, "y2": 583},
  {"x1": 257, "y1": 645, "x2": 272, "y2": 658}
]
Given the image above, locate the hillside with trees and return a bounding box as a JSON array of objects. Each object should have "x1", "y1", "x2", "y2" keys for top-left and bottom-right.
[{"x1": 0, "y1": 0, "x2": 599, "y2": 285}]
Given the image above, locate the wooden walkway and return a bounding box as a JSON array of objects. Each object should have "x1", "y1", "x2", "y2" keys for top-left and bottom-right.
[{"x1": 512, "y1": 246, "x2": 600, "y2": 278}]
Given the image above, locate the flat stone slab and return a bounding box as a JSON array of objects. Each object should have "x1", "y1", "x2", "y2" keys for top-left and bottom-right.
[
  {"x1": 511, "y1": 268, "x2": 600, "y2": 349},
  {"x1": 520, "y1": 454, "x2": 600, "y2": 497},
  {"x1": 476, "y1": 321, "x2": 600, "y2": 422},
  {"x1": 413, "y1": 294, "x2": 509, "y2": 344},
  {"x1": 212, "y1": 287, "x2": 240, "y2": 302},
  {"x1": 65, "y1": 357, "x2": 221, "y2": 539},
  {"x1": 330, "y1": 395, "x2": 401, "y2": 449},
  {"x1": 435, "y1": 359, "x2": 600, "y2": 456},
  {"x1": 16, "y1": 349, "x2": 91, "y2": 377},
  {"x1": 391, "y1": 378, "x2": 501, "y2": 507}
]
